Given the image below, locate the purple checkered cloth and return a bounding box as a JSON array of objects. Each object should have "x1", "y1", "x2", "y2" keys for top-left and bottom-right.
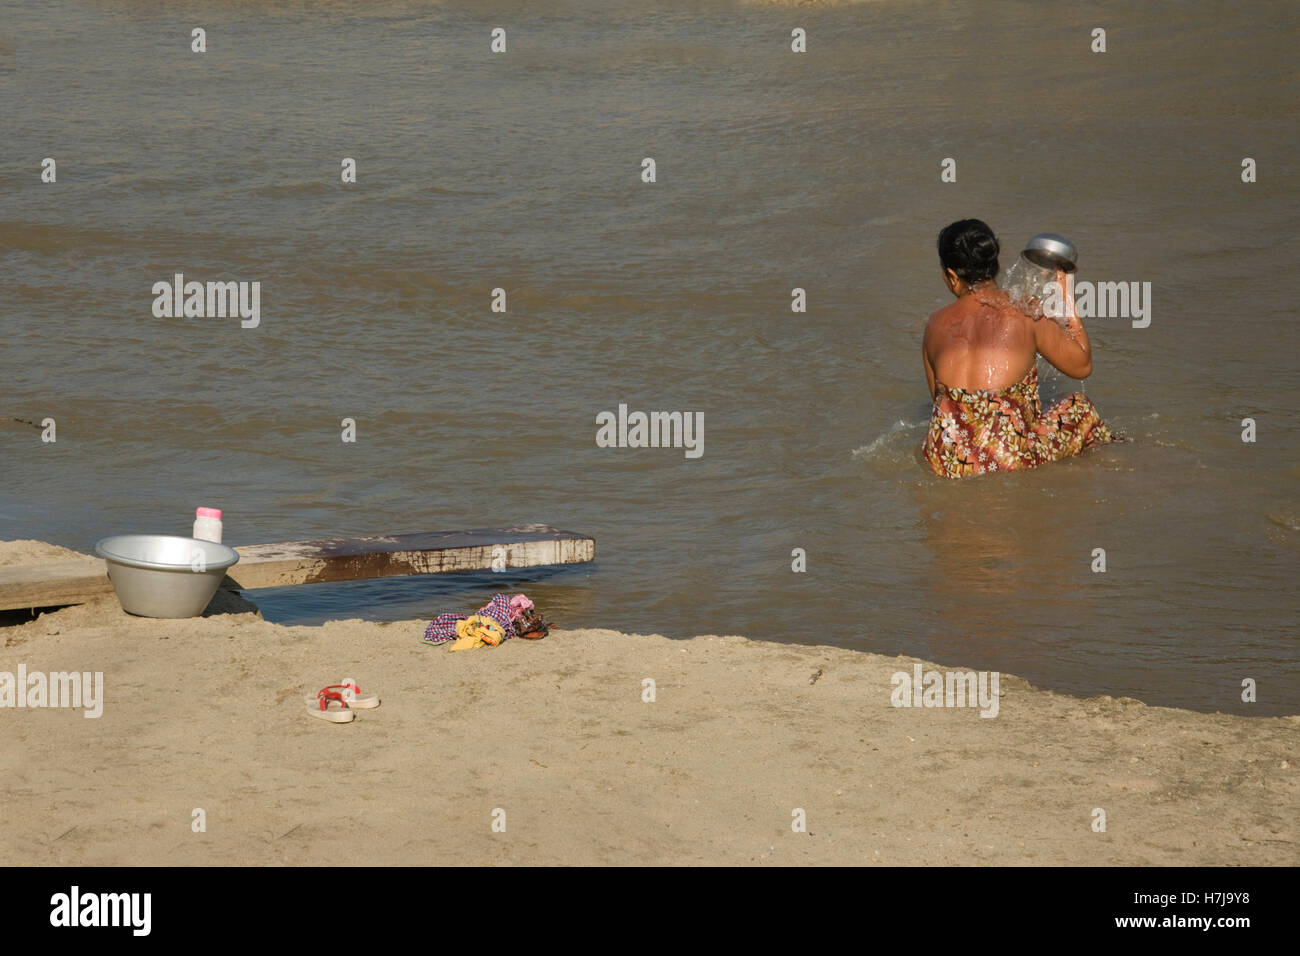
[{"x1": 423, "y1": 593, "x2": 516, "y2": 645}]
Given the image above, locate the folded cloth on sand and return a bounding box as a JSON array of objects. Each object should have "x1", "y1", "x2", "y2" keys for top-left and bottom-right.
[
  {"x1": 424, "y1": 593, "x2": 518, "y2": 645},
  {"x1": 447, "y1": 623, "x2": 483, "y2": 652},
  {"x1": 448, "y1": 615, "x2": 506, "y2": 651},
  {"x1": 922, "y1": 365, "x2": 1121, "y2": 479}
]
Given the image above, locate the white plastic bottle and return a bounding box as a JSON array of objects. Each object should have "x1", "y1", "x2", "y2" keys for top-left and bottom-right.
[{"x1": 193, "y1": 507, "x2": 223, "y2": 543}]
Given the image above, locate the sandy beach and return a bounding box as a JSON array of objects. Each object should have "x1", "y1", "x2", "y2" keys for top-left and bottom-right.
[{"x1": 2, "y1": 541, "x2": 1295, "y2": 867}]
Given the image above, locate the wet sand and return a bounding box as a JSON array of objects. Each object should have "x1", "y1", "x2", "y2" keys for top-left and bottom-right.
[{"x1": 1, "y1": 543, "x2": 1295, "y2": 866}]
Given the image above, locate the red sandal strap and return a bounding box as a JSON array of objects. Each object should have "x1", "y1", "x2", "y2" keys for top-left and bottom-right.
[{"x1": 317, "y1": 688, "x2": 349, "y2": 711}]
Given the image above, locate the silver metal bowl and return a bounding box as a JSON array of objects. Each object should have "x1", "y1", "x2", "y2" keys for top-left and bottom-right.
[
  {"x1": 94, "y1": 535, "x2": 240, "y2": 618},
  {"x1": 1022, "y1": 233, "x2": 1078, "y2": 273}
]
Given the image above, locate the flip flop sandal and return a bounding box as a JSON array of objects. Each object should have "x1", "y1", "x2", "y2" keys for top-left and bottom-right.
[
  {"x1": 307, "y1": 688, "x2": 355, "y2": 723},
  {"x1": 337, "y1": 678, "x2": 380, "y2": 709}
]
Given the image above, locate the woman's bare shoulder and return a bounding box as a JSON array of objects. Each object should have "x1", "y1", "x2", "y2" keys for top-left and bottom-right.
[{"x1": 925, "y1": 298, "x2": 965, "y2": 329}]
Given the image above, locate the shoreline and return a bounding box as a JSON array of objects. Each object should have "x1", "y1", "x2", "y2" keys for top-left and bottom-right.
[{"x1": 2, "y1": 564, "x2": 1295, "y2": 865}]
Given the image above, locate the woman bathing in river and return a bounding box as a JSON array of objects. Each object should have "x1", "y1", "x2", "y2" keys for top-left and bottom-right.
[{"x1": 921, "y1": 219, "x2": 1121, "y2": 478}]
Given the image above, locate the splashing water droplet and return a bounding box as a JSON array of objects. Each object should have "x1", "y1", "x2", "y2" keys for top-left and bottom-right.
[{"x1": 999, "y1": 254, "x2": 1068, "y2": 328}]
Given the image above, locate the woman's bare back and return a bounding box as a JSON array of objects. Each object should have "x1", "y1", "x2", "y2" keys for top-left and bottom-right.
[
  {"x1": 923, "y1": 287, "x2": 1037, "y2": 394},
  {"x1": 923, "y1": 282, "x2": 1095, "y2": 397}
]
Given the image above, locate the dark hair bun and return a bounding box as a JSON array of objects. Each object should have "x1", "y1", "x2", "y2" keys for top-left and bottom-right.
[
  {"x1": 964, "y1": 232, "x2": 999, "y2": 264},
  {"x1": 937, "y1": 219, "x2": 1001, "y2": 285}
]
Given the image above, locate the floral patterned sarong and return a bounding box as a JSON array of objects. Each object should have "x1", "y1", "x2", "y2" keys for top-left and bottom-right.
[{"x1": 922, "y1": 365, "x2": 1119, "y2": 478}]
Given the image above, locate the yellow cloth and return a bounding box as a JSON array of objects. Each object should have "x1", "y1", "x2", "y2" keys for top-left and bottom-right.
[
  {"x1": 470, "y1": 615, "x2": 505, "y2": 646},
  {"x1": 447, "y1": 615, "x2": 505, "y2": 651}
]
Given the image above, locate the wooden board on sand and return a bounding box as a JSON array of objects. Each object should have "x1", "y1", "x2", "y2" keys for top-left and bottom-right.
[{"x1": 0, "y1": 526, "x2": 595, "y2": 612}]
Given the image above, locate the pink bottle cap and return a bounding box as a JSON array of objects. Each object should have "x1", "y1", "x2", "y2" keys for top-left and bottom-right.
[{"x1": 195, "y1": 507, "x2": 222, "y2": 519}]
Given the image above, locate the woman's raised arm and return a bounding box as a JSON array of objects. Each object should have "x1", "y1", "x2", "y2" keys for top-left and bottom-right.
[{"x1": 1034, "y1": 274, "x2": 1093, "y2": 379}]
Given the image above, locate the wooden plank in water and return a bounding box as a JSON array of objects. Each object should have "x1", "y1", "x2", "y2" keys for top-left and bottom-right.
[
  {"x1": 0, "y1": 526, "x2": 595, "y2": 611},
  {"x1": 0, "y1": 557, "x2": 113, "y2": 611},
  {"x1": 222, "y1": 527, "x2": 595, "y2": 590}
]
